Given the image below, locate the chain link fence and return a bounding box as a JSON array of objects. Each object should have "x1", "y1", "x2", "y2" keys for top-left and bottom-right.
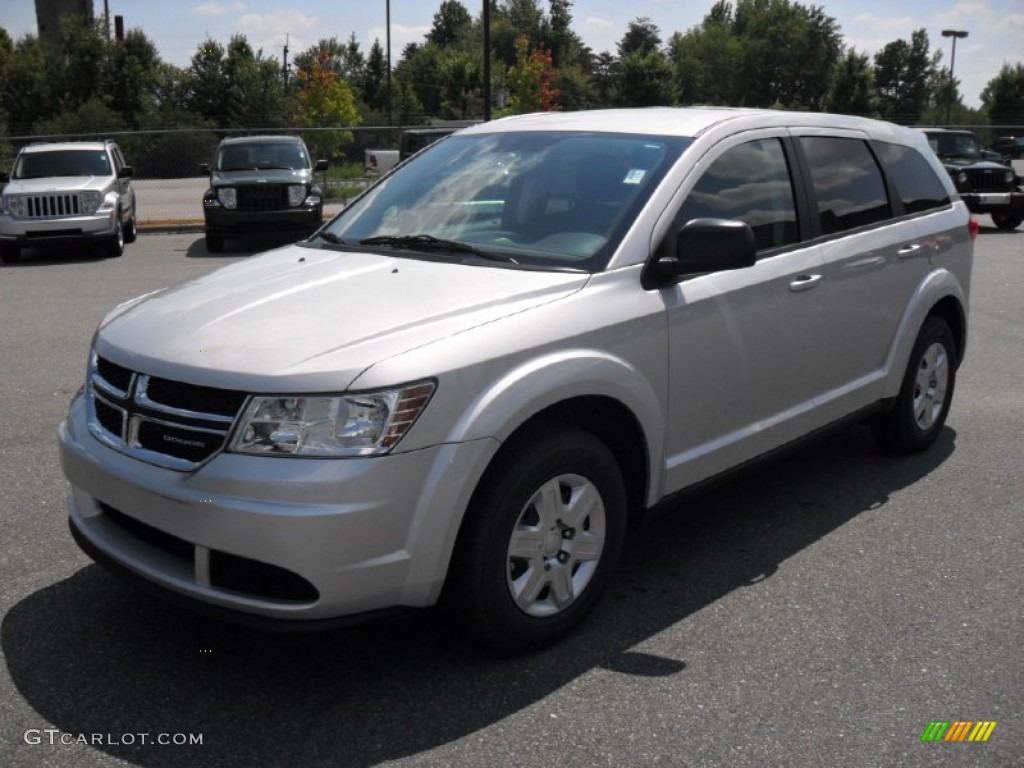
[{"x1": 0, "y1": 125, "x2": 405, "y2": 181}]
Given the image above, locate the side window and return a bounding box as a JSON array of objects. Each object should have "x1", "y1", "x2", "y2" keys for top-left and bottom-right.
[
  {"x1": 799, "y1": 137, "x2": 890, "y2": 235},
  {"x1": 873, "y1": 142, "x2": 951, "y2": 214},
  {"x1": 675, "y1": 138, "x2": 798, "y2": 252}
]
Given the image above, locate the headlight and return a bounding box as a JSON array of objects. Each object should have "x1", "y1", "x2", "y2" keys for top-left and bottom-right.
[
  {"x1": 229, "y1": 382, "x2": 435, "y2": 457},
  {"x1": 287, "y1": 184, "x2": 306, "y2": 207},
  {"x1": 5, "y1": 195, "x2": 27, "y2": 217},
  {"x1": 217, "y1": 188, "x2": 238, "y2": 209},
  {"x1": 1005, "y1": 170, "x2": 1015, "y2": 185},
  {"x1": 956, "y1": 171, "x2": 968, "y2": 187},
  {"x1": 81, "y1": 191, "x2": 102, "y2": 214}
]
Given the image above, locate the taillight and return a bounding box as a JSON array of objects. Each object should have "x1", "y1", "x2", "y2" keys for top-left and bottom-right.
[{"x1": 968, "y1": 218, "x2": 980, "y2": 241}]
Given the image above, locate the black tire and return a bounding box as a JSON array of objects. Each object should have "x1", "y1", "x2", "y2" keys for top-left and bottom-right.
[
  {"x1": 447, "y1": 424, "x2": 627, "y2": 653},
  {"x1": 106, "y1": 215, "x2": 125, "y2": 258},
  {"x1": 991, "y1": 210, "x2": 1023, "y2": 231},
  {"x1": 124, "y1": 213, "x2": 138, "y2": 244},
  {"x1": 205, "y1": 232, "x2": 224, "y2": 253},
  {"x1": 0, "y1": 244, "x2": 20, "y2": 264},
  {"x1": 872, "y1": 317, "x2": 957, "y2": 453}
]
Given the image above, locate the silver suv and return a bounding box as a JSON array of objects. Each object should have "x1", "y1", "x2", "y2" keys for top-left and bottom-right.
[
  {"x1": 59, "y1": 109, "x2": 974, "y2": 651},
  {"x1": 0, "y1": 140, "x2": 137, "y2": 263}
]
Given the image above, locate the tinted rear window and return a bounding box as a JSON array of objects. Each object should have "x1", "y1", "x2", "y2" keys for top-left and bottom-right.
[
  {"x1": 874, "y1": 142, "x2": 951, "y2": 214},
  {"x1": 799, "y1": 137, "x2": 890, "y2": 235}
]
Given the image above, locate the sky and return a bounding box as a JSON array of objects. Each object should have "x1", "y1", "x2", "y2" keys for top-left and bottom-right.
[{"x1": 2, "y1": 0, "x2": 1022, "y2": 109}]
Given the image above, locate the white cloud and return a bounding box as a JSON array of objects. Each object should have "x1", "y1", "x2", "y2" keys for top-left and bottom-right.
[
  {"x1": 237, "y1": 11, "x2": 319, "y2": 37},
  {"x1": 193, "y1": 2, "x2": 244, "y2": 18},
  {"x1": 365, "y1": 24, "x2": 431, "y2": 56},
  {"x1": 851, "y1": 13, "x2": 916, "y2": 33},
  {"x1": 584, "y1": 16, "x2": 614, "y2": 33}
]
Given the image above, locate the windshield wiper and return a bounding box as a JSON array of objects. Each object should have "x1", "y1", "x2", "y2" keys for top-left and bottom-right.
[{"x1": 358, "y1": 234, "x2": 517, "y2": 263}]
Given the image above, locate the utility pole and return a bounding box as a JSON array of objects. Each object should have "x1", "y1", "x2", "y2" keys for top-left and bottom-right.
[
  {"x1": 483, "y1": 0, "x2": 491, "y2": 121},
  {"x1": 283, "y1": 34, "x2": 290, "y2": 88},
  {"x1": 386, "y1": 0, "x2": 392, "y2": 127}
]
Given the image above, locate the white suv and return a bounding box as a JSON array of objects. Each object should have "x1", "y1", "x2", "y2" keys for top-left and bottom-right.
[
  {"x1": 59, "y1": 108, "x2": 974, "y2": 651},
  {"x1": 0, "y1": 140, "x2": 137, "y2": 263}
]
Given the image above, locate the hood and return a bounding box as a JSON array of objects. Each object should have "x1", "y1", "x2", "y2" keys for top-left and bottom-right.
[
  {"x1": 95, "y1": 244, "x2": 589, "y2": 393},
  {"x1": 940, "y1": 157, "x2": 1011, "y2": 171},
  {"x1": 209, "y1": 168, "x2": 312, "y2": 187},
  {"x1": 3, "y1": 176, "x2": 110, "y2": 194}
]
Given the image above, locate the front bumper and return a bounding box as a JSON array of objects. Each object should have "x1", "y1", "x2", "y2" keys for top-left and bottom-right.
[
  {"x1": 59, "y1": 391, "x2": 498, "y2": 624},
  {"x1": 203, "y1": 205, "x2": 323, "y2": 236},
  {"x1": 959, "y1": 190, "x2": 1024, "y2": 214},
  {"x1": 0, "y1": 209, "x2": 118, "y2": 247}
]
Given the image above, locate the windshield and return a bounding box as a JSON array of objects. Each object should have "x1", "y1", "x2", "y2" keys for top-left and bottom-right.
[
  {"x1": 14, "y1": 149, "x2": 111, "y2": 179},
  {"x1": 927, "y1": 133, "x2": 981, "y2": 158},
  {"x1": 320, "y1": 131, "x2": 689, "y2": 271},
  {"x1": 216, "y1": 142, "x2": 309, "y2": 171}
]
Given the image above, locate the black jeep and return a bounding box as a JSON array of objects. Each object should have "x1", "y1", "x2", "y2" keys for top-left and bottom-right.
[
  {"x1": 922, "y1": 129, "x2": 1023, "y2": 231},
  {"x1": 200, "y1": 135, "x2": 329, "y2": 252}
]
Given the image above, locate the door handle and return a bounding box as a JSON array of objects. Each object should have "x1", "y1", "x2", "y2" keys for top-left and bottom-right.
[
  {"x1": 897, "y1": 243, "x2": 922, "y2": 258},
  {"x1": 789, "y1": 274, "x2": 823, "y2": 292}
]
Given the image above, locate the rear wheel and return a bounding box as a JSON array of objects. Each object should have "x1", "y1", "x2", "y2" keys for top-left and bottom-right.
[
  {"x1": 447, "y1": 424, "x2": 627, "y2": 652},
  {"x1": 205, "y1": 232, "x2": 224, "y2": 253},
  {"x1": 0, "y1": 244, "x2": 19, "y2": 264},
  {"x1": 872, "y1": 316, "x2": 956, "y2": 453},
  {"x1": 991, "y1": 210, "x2": 1023, "y2": 230}
]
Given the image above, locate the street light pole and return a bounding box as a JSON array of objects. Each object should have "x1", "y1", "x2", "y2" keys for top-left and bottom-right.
[
  {"x1": 941, "y1": 29, "x2": 968, "y2": 126},
  {"x1": 386, "y1": 0, "x2": 392, "y2": 127}
]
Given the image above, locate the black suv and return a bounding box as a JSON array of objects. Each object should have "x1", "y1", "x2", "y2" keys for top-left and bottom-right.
[
  {"x1": 992, "y1": 135, "x2": 1024, "y2": 160},
  {"x1": 200, "y1": 135, "x2": 328, "y2": 252},
  {"x1": 922, "y1": 129, "x2": 1023, "y2": 230}
]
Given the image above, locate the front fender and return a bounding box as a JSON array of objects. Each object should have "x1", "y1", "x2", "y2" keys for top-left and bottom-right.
[{"x1": 447, "y1": 350, "x2": 666, "y2": 505}]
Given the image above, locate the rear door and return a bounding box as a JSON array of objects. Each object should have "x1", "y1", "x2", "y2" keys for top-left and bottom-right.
[
  {"x1": 790, "y1": 133, "x2": 933, "y2": 426},
  {"x1": 659, "y1": 132, "x2": 825, "y2": 493}
]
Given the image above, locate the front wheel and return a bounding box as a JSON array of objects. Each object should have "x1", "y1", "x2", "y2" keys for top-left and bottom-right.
[
  {"x1": 872, "y1": 316, "x2": 956, "y2": 453},
  {"x1": 106, "y1": 216, "x2": 124, "y2": 258},
  {"x1": 205, "y1": 232, "x2": 224, "y2": 253},
  {"x1": 447, "y1": 424, "x2": 627, "y2": 653},
  {"x1": 991, "y1": 210, "x2": 1023, "y2": 230},
  {"x1": 0, "y1": 244, "x2": 19, "y2": 264},
  {"x1": 123, "y1": 213, "x2": 138, "y2": 244}
]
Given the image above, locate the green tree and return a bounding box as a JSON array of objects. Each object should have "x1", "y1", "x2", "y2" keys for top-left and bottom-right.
[
  {"x1": 502, "y1": 35, "x2": 559, "y2": 114},
  {"x1": 618, "y1": 49, "x2": 674, "y2": 107},
  {"x1": 186, "y1": 38, "x2": 227, "y2": 122},
  {"x1": 981, "y1": 63, "x2": 1024, "y2": 126},
  {"x1": 106, "y1": 28, "x2": 161, "y2": 126},
  {"x1": 827, "y1": 48, "x2": 876, "y2": 116},
  {"x1": 293, "y1": 51, "x2": 362, "y2": 160},
  {"x1": 363, "y1": 39, "x2": 388, "y2": 114},
  {"x1": 1, "y1": 35, "x2": 55, "y2": 132},
  {"x1": 429, "y1": 0, "x2": 474, "y2": 47},
  {"x1": 873, "y1": 28, "x2": 936, "y2": 124},
  {"x1": 618, "y1": 17, "x2": 661, "y2": 57}
]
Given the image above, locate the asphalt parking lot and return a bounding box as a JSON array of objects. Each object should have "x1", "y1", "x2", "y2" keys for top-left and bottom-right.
[{"x1": 0, "y1": 225, "x2": 1021, "y2": 767}]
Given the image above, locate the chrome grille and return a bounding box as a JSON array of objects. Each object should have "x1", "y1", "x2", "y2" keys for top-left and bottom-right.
[
  {"x1": 22, "y1": 193, "x2": 83, "y2": 218},
  {"x1": 86, "y1": 353, "x2": 248, "y2": 470}
]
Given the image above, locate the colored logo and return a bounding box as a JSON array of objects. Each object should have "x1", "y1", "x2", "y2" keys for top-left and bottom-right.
[{"x1": 921, "y1": 721, "x2": 997, "y2": 742}]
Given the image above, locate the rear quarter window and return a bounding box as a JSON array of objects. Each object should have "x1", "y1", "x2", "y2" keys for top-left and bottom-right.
[
  {"x1": 798, "y1": 136, "x2": 890, "y2": 235},
  {"x1": 873, "y1": 142, "x2": 950, "y2": 214}
]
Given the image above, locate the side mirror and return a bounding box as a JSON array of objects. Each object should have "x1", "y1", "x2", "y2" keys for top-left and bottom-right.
[
  {"x1": 199, "y1": 163, "x2": 210, "y2": 175},
  {"x1": 118, "y1": 166, "x2": 133, "y2": 179},
  {"x1": 314, "y1": 159, "x2": 329, "y2": 172},
  {"x1": 0, "y1": 171, "x2": 8, "y2": 183},
  {"x1": 643, "y1": 218, "x2": 756, "y2": 289}
]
